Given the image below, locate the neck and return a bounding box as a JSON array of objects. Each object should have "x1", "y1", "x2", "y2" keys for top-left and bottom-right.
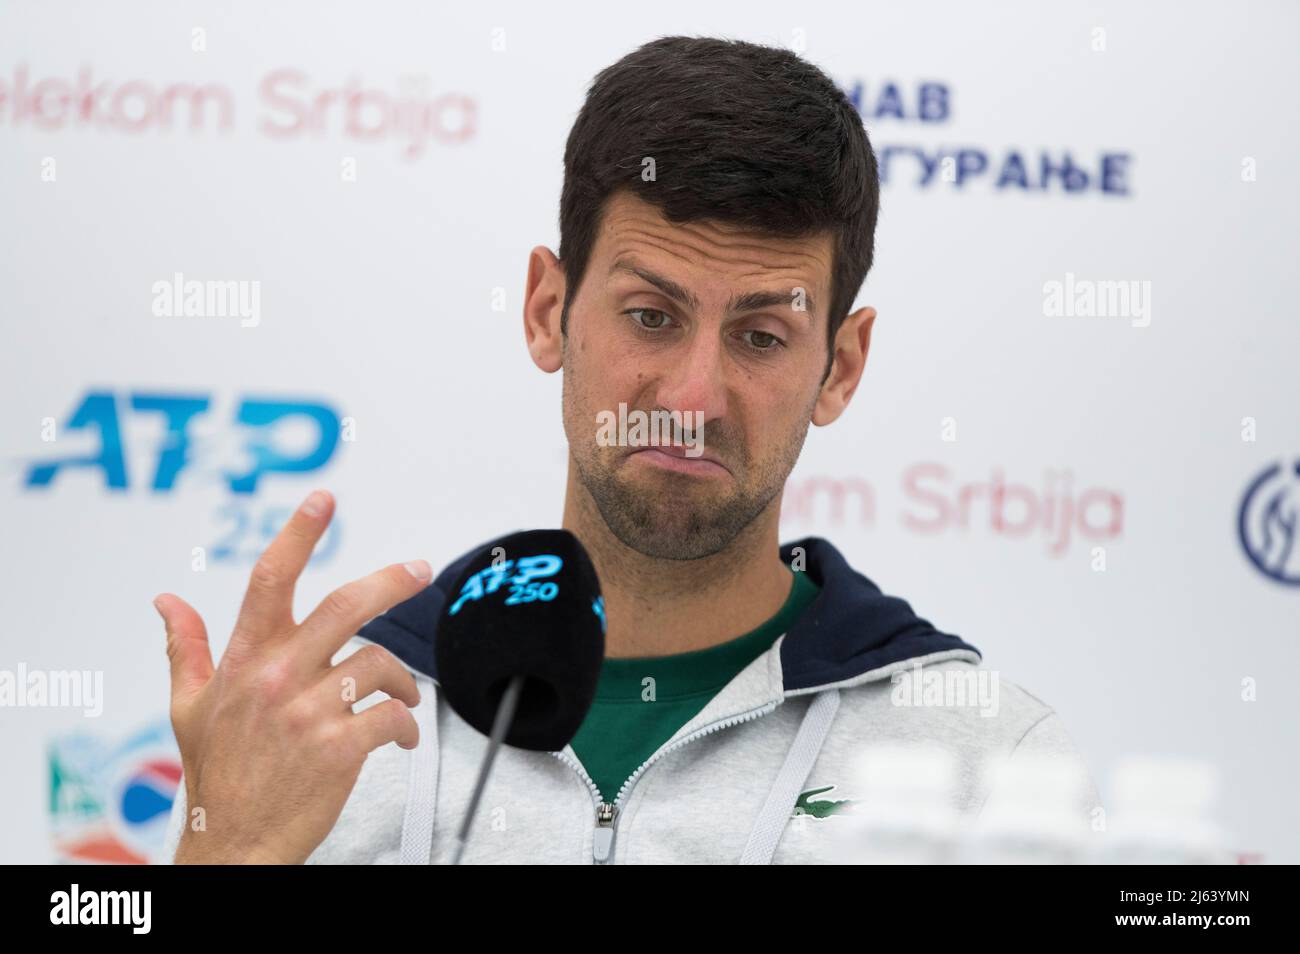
[{"x1": 562, "y1": 462, "x2": 793, "y2": 658}]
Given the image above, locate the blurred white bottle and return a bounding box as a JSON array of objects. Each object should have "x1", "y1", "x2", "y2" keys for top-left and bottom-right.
[
  {"x1": 956, "y1": 753, "x2": 1093, "y2": 864},
  {"x1": 1097, "y1": 756, "x2": 1231, "y2": 864},
  {"x1": 831, "y1": 742, "x2": 960, "y2": 864}
]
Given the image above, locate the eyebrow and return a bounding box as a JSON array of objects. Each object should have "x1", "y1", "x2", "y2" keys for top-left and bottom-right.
[{"x1": 610, "y1": 259, "x2": 816, "y2": 319}]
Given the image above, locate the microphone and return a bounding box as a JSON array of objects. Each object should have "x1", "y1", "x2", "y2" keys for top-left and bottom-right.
[{"x1": 434, "y1": 529, "x2": 605, "y2": 862}]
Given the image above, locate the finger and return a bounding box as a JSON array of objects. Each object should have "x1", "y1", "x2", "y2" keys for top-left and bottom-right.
[
  {"x1": 235, "y1": 489, "x2": 334, "y2": 638},
  {"x1": 321, "y1": 644, "x2": 421, "y2": 710},
  {"x1": 353, "y1": 697, "x2": 421, "y2": 752},
  {"x1": 156, "y1": 593, "x2": 214, "y2": 707},
  {"x1": 295, "y1": 560, "x2": 433, "y2": 669}
]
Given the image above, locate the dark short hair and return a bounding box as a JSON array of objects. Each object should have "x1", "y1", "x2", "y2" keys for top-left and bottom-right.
[{"x1": 558, "y1": 35, "x2": 880, "y2": 378}]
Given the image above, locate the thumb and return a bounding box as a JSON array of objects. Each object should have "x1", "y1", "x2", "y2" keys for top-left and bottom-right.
[{"x1": 155, "y1": 593, "x2": 214, "y2": 706}]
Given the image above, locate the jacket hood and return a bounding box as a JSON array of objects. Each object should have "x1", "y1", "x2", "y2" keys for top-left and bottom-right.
[{"x1": 357, "y1": 533, "x2": 980, "y2": 694}]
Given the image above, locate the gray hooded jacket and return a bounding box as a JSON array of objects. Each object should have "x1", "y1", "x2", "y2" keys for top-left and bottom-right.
[{"x1": 163, "y1": 536, "x2": 1099, "y2": 863}]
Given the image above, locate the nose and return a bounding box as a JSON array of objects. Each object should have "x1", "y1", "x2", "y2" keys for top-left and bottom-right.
[{"x1": 653, "y1": 328, "x2": 729, "y2": 429}]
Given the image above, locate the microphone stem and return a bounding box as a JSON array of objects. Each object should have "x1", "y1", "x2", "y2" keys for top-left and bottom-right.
[{"x1": 451, "y1": 674, "x2": 525, "y2": 865}]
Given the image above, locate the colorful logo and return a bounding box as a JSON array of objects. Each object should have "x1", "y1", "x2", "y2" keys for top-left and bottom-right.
[{"x1": 48, "y1": 719, "x2": 181, "y2": 864}]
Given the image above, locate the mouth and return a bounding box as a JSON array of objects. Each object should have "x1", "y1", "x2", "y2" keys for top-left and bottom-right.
[{"x1": 626, "y1": 444, "x2": 730, "y2": 477}]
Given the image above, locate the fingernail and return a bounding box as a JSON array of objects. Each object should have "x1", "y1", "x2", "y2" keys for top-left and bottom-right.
[
  {"x1": 152, "y1": 596, "x2": 165, "y2": 619},
  {"x1": 404, "y1": 560, "x2": 432, "y2": 581},
  {"x1": 301, "y1": 490, "x2": 328, "y2": 517}
]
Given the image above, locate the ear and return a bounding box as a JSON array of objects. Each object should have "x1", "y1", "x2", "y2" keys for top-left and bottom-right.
[
  {"x1": 812, "y1": 306, "x2": 877, "y2": 426},
  {"x1": 524, "y1": 245, "x2": 566, "y2": 373}
]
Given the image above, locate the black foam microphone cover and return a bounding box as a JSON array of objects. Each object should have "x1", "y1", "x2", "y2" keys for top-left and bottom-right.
[{"x1": 435, "y1": 529, "x2": 605, "y2": 751}]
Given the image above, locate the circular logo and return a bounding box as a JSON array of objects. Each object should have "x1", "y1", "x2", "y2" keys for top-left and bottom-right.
[
  {"x1": 1238, "y1": 459, "x2": 1300, "y2": 586},
  {"x1": 107, "y1": 750, "x2": 182, "y2": 861}
]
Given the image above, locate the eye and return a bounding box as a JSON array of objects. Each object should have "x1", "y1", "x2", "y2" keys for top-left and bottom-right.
[
  {"x1": 626, "y1": 308, "x2": 673, "y2": 331},
  {"x1": 739, "y1": 329, "x2": 785, "y2": 352}
]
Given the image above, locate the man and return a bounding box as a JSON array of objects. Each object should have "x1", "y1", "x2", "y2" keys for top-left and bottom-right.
[{"x1": 159, "y1": 36, "x2": 1097, "y2": 864}]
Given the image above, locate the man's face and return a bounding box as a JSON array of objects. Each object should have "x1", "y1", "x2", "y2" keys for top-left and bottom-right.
[{"x1": 560, "y1": 191, "x2": 835, "y2": 560}]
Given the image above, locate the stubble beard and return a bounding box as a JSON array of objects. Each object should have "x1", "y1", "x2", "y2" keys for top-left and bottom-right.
[{"x1": 564, "y1": 365, "x2": 811, "y2": 561}]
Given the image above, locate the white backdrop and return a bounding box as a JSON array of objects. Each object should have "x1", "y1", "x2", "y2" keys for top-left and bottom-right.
[{"x1": 2, "y1": 0, "x2": 1297, "y2": 863}]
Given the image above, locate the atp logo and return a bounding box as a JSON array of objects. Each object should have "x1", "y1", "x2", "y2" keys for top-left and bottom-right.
[
  {"x1": 1238, "y1": 458, "x2": 1300, "y2": 586},
  {"x1": 24, "y1": 389, "x2": 342, "y2": 494},
  {"x1": 448, "y1": 555, "x2": 564, "y2": 616}
]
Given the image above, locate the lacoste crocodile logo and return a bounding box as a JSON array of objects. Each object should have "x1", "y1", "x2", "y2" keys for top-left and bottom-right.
[{"x1": 792, "y1": 785, "x2": 858, "y2": 819}]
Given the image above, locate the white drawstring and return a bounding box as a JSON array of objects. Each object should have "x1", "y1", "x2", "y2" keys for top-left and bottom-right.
[
  {"x1": 740, "y1": 688, "x2": 841, "y2": 864},
  {"x1": 399, "y1": 675, "x2": 439, "y2": 864}
]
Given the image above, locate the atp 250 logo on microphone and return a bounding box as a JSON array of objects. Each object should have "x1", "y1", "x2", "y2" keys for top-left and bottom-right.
[
  {"x1": 449, "y1": 553, "x2": 565, "y2": 616},
  {"x1": 21, "y1": 387, "x2": 349, "y2": 566}
]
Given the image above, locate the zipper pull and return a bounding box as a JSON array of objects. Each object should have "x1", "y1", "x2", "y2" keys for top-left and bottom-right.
[{"x1": 593, "y1": 802, "x2": 616, "y2": 862}]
